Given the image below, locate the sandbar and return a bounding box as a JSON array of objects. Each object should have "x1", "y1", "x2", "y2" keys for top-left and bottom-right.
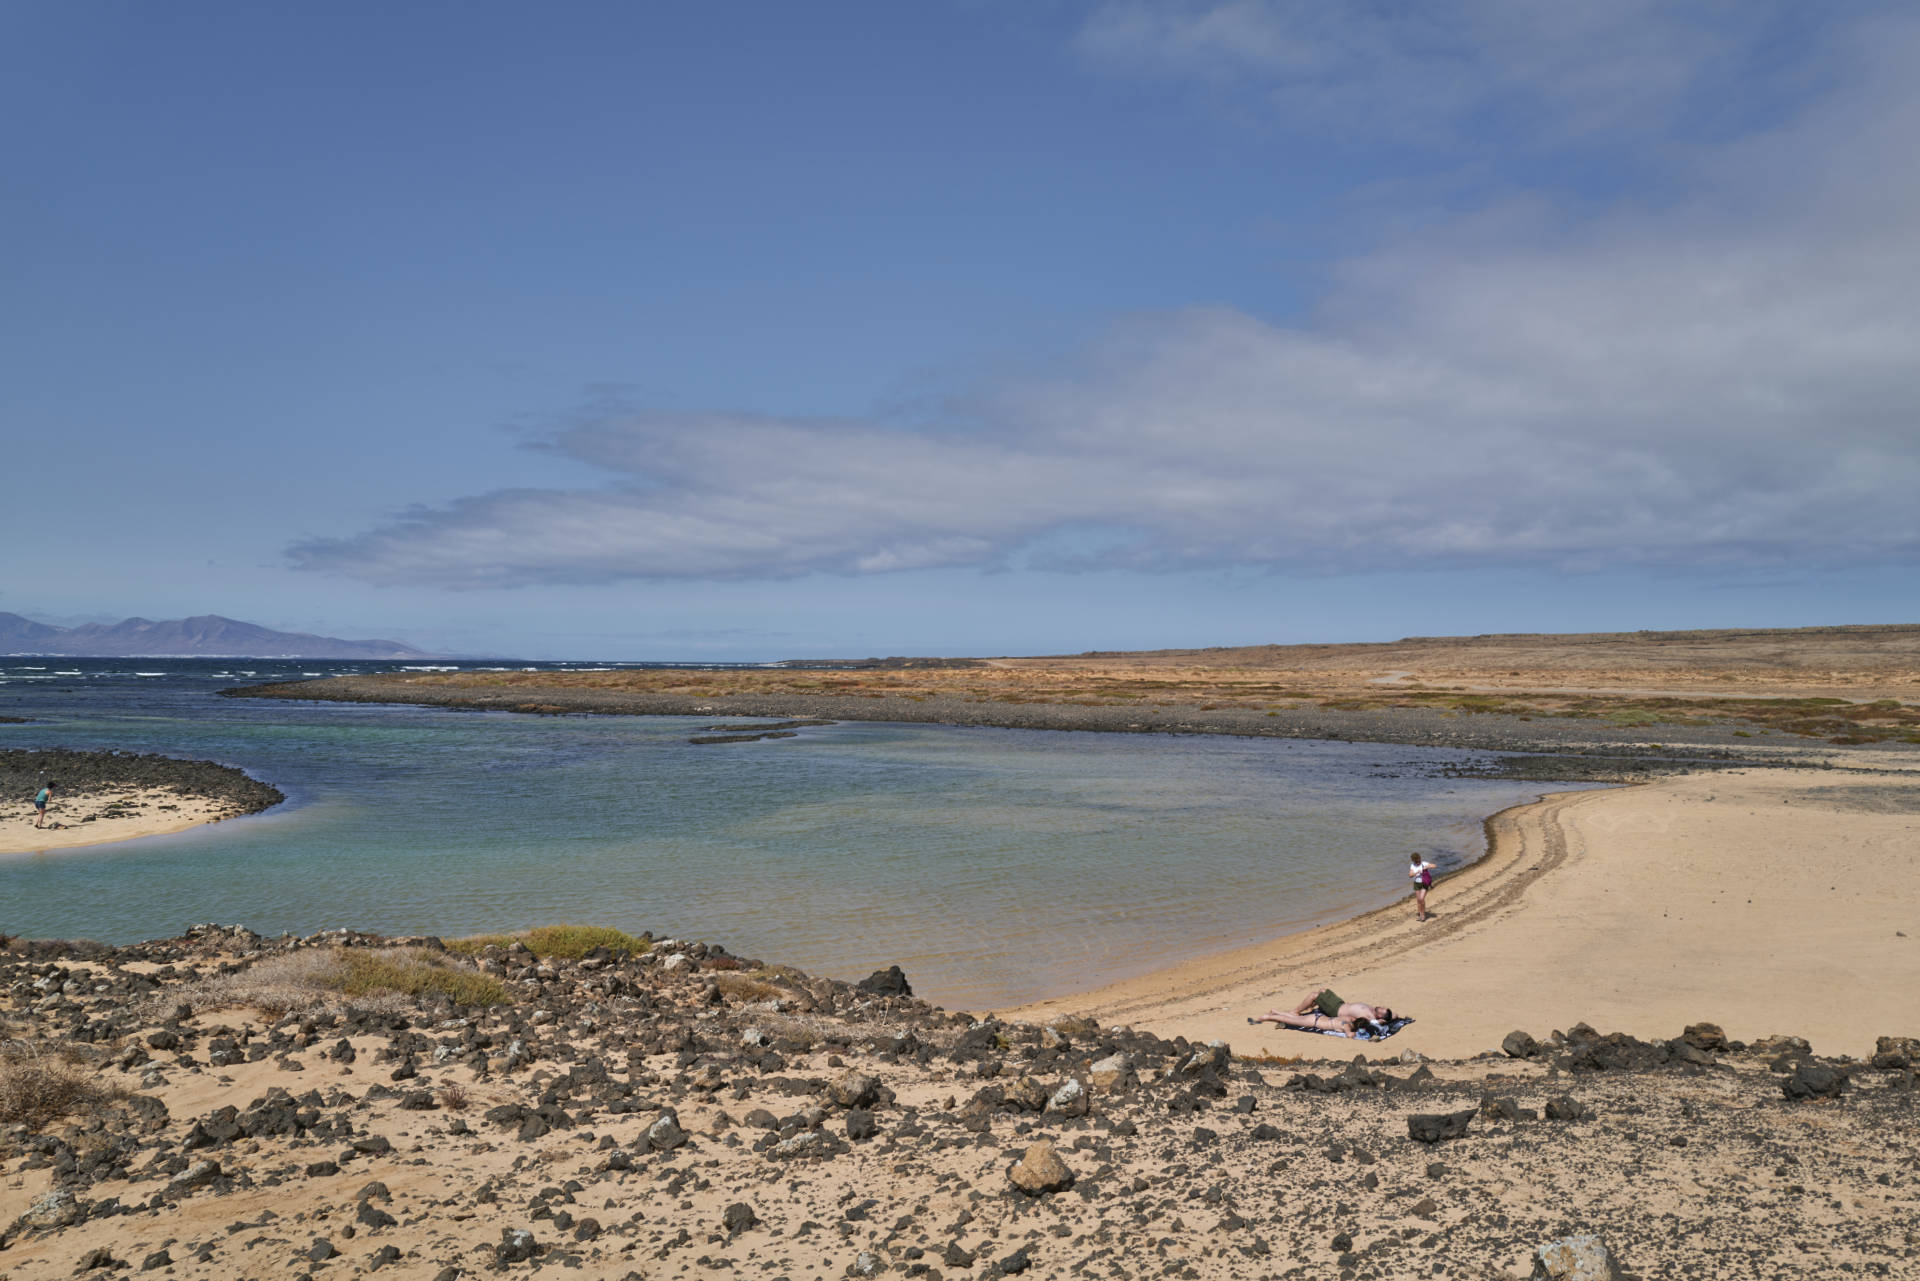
[
  {"x1": 1, "y1": 787, "x2": 240, "y2": 856},
  {"x1": 1004, "y1": 755, "x2": 1920, "y2": 1059}
]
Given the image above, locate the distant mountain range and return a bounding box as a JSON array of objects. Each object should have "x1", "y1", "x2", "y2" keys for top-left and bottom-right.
[{"x1": 0, "y1": 613, "x2": 431, "y2": 659}]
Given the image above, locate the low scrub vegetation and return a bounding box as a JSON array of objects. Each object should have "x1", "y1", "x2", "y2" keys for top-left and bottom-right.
[
  {"x1": 448, "y1": 924, "x2": 651, "y2": 960},
  {"x1": 0, "y1": 1042, "x2": 118, "y2": 1130},
  {"x1": 335, "y1": 950, "x2": 515, "y2": 1006},
  {"x1": 165, "y1": 947, "x2": 513, "y2": 1017},
  {"x1": 714, "y1": 971, "x2": 789, "y2": 1003}
]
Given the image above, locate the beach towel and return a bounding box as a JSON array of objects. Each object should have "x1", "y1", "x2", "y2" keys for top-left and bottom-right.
[{"x1": 1269, "y1": 1016, "x2": 1415, "y2": 1042}]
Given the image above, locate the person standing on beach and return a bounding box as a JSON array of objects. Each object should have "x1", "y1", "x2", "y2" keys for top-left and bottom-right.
[
  {"x1": 1409, "y1": 851, "x2": 1436, "y2": 922},
  {"x1": 33, "y1": 781, "x2": 55, "y2": 828}
]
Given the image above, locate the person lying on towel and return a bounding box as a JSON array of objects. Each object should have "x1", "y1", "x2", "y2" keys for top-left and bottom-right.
[{"x1": 1248, "y1": 989, "x2": 1397, "y2": 1037}]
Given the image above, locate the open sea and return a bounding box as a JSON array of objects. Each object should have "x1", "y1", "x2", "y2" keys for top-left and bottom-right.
[{"x1": 0, "y1": 658, "x2": 1603, "y2": 1010}]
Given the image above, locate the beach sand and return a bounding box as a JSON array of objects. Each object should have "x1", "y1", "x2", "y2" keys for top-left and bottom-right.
[
  {"x1": 1005, "y1": 757, "x2": 1920, "y2": 1060},
  {"x1": 2, "y1": 788, "x2": 236, "y2": 856}
]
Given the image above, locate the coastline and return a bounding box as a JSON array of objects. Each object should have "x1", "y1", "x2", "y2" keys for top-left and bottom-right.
[
  {"x1": 1007, "y1": 757, "x2": 1920, "y2": 1060},
  {"x1": 225, "y1": 672, "x2": 1881, "y2": 780}
]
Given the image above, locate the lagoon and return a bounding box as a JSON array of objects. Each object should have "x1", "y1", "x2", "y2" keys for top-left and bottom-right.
[{"x1": 0, "y1": 659, "x2": 1597, "y2": 1009}]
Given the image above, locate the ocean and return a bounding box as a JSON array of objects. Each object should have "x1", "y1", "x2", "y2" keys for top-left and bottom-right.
[{"x1": 0, "y1": 658, "x2": 1603, "y2": 1010}]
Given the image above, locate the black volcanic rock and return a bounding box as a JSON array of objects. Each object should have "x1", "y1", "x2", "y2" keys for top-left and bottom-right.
[{"x1": 857, "y1": 966, "x2": 913, "y2": 997}]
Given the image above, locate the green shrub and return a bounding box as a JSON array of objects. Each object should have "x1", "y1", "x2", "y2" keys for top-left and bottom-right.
[{"x1": 449, "y1": 924, "x2": 651, "y2": 960}]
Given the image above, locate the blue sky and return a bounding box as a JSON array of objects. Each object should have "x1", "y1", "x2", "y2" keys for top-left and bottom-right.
[{"x1": 5, "y1": 2, "x2": 1916, "y2": 658}]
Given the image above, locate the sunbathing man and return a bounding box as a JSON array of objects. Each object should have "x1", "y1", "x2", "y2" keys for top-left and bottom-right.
[{"x1": 1248, "y1": 988, "x2": 1396, "y2": 1036}]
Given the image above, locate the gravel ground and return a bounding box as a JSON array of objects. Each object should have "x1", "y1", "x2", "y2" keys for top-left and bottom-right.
[{"x1": 0, "y1": 927, "x2": 1914, "y2": 1280}]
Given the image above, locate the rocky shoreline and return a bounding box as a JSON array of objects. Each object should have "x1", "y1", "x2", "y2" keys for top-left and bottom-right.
[
  {"x1": 222, "y1": 675, "x2": 1879, "y2": 784},
  {"x1": 0, "y1": 749, "x2": 284, "y2": 826},
  {"x1": 0, "y1": 925, "x2": 1912, "y2": 1279}
]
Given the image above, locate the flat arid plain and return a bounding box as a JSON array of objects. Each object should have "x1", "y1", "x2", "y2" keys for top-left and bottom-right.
[
  {"x1": 5, "y1": 624, "x2": 1916, "y2": 1279},
  {"x1": 236, "y1": 622, "x2": 1920, "y2": 754}
]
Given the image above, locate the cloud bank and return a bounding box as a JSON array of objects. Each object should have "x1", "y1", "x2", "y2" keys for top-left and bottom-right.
[{"x1": 291, "y1": 7, "x2": 1920, "y2": 589}]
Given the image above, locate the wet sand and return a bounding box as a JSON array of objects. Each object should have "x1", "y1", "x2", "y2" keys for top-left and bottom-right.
[{"x1": 1006, "y1": 757, "x2": 1920, "y2": 1060}]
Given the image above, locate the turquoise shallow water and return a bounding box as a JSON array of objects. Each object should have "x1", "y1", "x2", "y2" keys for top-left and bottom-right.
[{"x1": 0, "y1": 660, "x2": 1603, "y2": 1009}]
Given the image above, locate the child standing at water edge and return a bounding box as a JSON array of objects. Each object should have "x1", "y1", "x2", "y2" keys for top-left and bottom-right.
[
  {"x1": 1409, "y1": 851, "x2": 1436, "y2": 922},
  {"x1": 33, "y1": 781, "x2": 54, "y2": 828}
]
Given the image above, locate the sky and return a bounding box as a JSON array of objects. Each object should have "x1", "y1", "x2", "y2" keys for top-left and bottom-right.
[{"x1": 4, "y1": 1, "x2": 1917, "y2": 659}]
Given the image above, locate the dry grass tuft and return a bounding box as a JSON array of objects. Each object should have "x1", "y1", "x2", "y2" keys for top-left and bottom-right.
[
  {"x1": 0, "y1": 1042, "x2": 119, "y2": 1131},
  {"x1": 439, "y1": 1081, "x2": 470, "y2": 1112},
  {"x1": 714, "y1": 972, "x2": 789, "y2": 1004},
  {"x1": 160, "y1": 947, "x2": 513, "y2": 1018},
  {"x1": 447, "y1": 924, "x2": 651, "y2": 960}
]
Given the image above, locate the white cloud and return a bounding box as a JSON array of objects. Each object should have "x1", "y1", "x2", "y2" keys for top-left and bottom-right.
[
  {"x1": 1074, "y1": 0, "x2": 1796, "y2": 143},
  {"x1": 290, "y1": 8, "x2": 1920, "y2": 589}
]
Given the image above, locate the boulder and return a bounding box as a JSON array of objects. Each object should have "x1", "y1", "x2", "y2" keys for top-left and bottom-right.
[
  {"x1": 1562, "y1": 1032, "x2": 1670, "y2": 1073},
  {"x1": 767, "y1": 1130, "x2": 844, "y2": 1160},
  {"x1": 1532, "y1": 1234, "x2": 1623, "y2": 1280},
  {"x1": 496, "y1": 1229, "x2": 538, "y2": 1264},
  {"x1": 828, "y1": 1071, "x2": 881, "y2": 1109},
  {"x1": 1667, "y1": 1039, "x2": 1715, "y2": 1067},
  {"x1": 1178, "y1": 1042, "x2": 1231, "y2": 1075},
  {"x1": 14, "y1": 1187, "x2": 84, "y2": 1231},
  {"x1": 1679, "y1": 1022, "x2": 1727, "y2": 1051},
  {"x1": 1046, "y1": 1078, "x2": 1088, "y2": 1117},
  {"x1": 1087, "y1": 1053, "x2": 1134, "y2": 1092},
  {"x1": 1749, "y1": 1034, "x2": 1812, "y2": 1059},
  {"x1": 1003, "y1": 1076, "x2": 1049, "y2": 1113},
  {"x1": 163, "y1": 1159, "x2": 221, "y2": 1199},
  {"x1": 1407, "y1": 1109, "x2": 1475, "y2": 1143},
  {"x1": 1781, "y1": 1060, "x2": 1847, "y2": 1101},
  {"x1": 1007, "y1": 1141, "x2": 1075, "y2": 1196},
  {"x1": 1502, "y1": 1030, "x2": 1540, "y2": 1059},
  {"x1": 856, "y1": 966, "x2": 912, "y2": 997},
  {"x1": 1873, "y1": 1035, "x2": 1920, "y2": 1068},
  {"x1": 1481, "y1": 1096, "x2": 1522, "y2": 1122},
  {"x1": 645, "y1": 1109, "x2": 688, "y2": 1151}
]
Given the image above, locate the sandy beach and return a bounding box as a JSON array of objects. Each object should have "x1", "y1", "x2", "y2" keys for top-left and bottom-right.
[
  {"x1": 1007, "y1": 755, "x2": 1920, "y2": 1060},
  {"x1": 2, "y1": 788, "x2": 239, "y2": 857},
  {"x1": 0, "y1": 749, "x2": 283, "y2": 860}
]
